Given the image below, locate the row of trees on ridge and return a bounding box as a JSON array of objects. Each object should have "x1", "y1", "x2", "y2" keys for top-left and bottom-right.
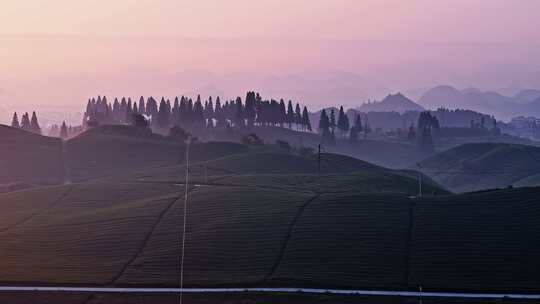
[{"x1": 83, "y1": 92, "x2": 312, "y2": 132}]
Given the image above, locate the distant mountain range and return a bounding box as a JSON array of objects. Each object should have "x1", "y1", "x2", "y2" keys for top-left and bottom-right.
[
  {"x1": 418, "y1": 85, "x2": 540, "y2": 121},
  {"x1": 357, "y1": 93, "x2": 425, "y2": 114}
]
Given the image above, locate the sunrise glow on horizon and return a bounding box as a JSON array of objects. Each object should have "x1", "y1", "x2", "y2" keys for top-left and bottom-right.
[{"x1": 1, "y1": 0, "x2": 539, "y2": 122}]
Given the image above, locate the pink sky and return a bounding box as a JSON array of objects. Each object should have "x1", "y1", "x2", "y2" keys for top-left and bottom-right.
[{"x1": 1, "y1": 0, "x2": 539, "y2": 124}]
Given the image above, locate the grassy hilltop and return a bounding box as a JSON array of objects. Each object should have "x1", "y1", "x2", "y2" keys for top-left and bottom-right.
[
  {"x1": 0, "y1": 124, "x2": 539, "y2": 303},
  {"x1": 0, "y1": 151, "x2": 538, "y2": 293},
  {"x1": 418, "y1": 143, "x2": 540, "y2": 192},
  {"x1": 0, "y1": 125, "x2": 63, "y2": 187}
]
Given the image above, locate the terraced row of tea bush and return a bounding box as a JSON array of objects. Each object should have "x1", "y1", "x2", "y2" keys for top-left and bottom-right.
[{"x1": 0, "y1": 172, "x2": 538, "y2": 292}]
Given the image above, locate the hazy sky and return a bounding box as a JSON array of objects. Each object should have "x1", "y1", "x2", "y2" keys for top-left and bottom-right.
[
  {"x1": 2, "y1": 0, "x2": 538, "y2": 42},
  {"x1": 1, "y1": 0, "x2": 539, "y2": 123}
]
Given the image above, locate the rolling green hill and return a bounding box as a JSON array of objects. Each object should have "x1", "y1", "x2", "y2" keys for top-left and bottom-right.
[
  {"x1": 65, "y1": 125, "x2": 248, "y2": 182},
  {"x1": 0, "y1": 178, "x2": 538, "y2": 293},
  {"x1": 0, "y1": 124, "x2": 64, "y2": 186},
  {"x1": 417, "y1": 143, "x2": 540, "y2": 192},
  {"x1": 0, "y1": 127, "x2": 537, "y2": 297},
  {"x1": 126, "y1": 150, "x2": 445, "y2": 194}
]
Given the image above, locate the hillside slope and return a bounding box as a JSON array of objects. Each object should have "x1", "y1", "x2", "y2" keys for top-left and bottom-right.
[
  {"x1": 66, "y1": 125, "x2": 248, "y2": 182},
  {"x1": 0, "y1": 183, "x2": 537, "y2": 293},
  {"x1": 126, "y1": 150, "x2": 445, "y2": 194},
  {"x1": 417, "y1": 143, "x2": 540, "y2": 192},
  {"x1": 0, "y1": 124, "x2": 63, "y2": 185}
]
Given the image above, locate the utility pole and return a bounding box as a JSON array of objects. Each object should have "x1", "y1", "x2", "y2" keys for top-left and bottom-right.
[
  {"x1": 417, "y1": 163, "x2": 422, "y2": 198},
  {"x1": 204, "y1": 165, "x2": 208, "y2": 184},
  {"x1": 179, "y1": 136, "x2": 191, "y2": 304},
  {"x1": 318, "y1": 144, "x2": 321, "y2": 176}
]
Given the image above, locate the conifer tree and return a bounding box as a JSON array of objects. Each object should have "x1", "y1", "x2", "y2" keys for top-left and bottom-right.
[
  {"x1": 279, "y1": 99, "x2": 287, "y2": 127},
  {"x1": 337, "y1": 106, "x2": 350, "y2": 137},
  {"x1": 21, "y1": 113, "x2": 31, "y2": 131},
  {"x1": 60, "y1": 121, "x2": 68, "y2": 139},
  {"x1": 30, "y1": 111, "x2": 41, "y2": 134},
  {"x1": 193, "y1": 98, "x2": 205, "y2": 128},
  {"x1": 234, "y1": 97, "x2": 244, "y2": 127},
  {"x1": 126, "y1": 98, "x2": 133, "y2": 123},
  {"x1": 330, "y1": 109, "x2": 336, "y2": 132},
  {"x1": 244, "y1": 91, "x2": 256, "y2": 127},
  {"x1": 146, "y1": 97, "x2": 158, "y2": 119},
  {"x1": 302, "y1": 106, "x2": 311, "y2": 131},
  {"x1": 206, "y1": 97, "x2": 214, "y2": 122},
  {"x1": 138, "y1": 96, "x2": 146, "y2": 115},
  {"x1": 215, "y1": 97, "x2": 224, "y2": 128},
  {"x1": 287, "y1": 100, "x2": 294, "y2": 129},
  {"x1": 172, "y1": 97, "x2": 180, "y2": 126},
  {"x1": 295, "y1": 103, "x2": 302, "y2": 130},
  {"x1": 319, "y1": 109, "x2": 330, "y2": 133},
  {"x1": 11, "y1": 112, "x2": 20, "y2": 128},
  {"x1": 157, "y1": 97, "x2": 170, "y2": 128}
]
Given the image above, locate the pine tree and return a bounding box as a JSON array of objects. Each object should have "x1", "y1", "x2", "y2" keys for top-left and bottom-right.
[
  {"x1": 244, "y1": 91, "x2": 256, "y2": 128},
  {"x1": 138, "y1": 96, "x2": 146, "y2": 115},
  {"x1": 287, "y1": 100, "x2": 294, "y2": 129},
  {"x1": 157, "y1": 97, "x2": 170, "y2": 128},
  {"x1": 21, "y1": 113, "x2": 31, "y2": 131},
  {"x1": 172, "y1": 97, "x2": 180, "y2": 126},
  {"x1": 30, "y1": 111, "x2": 41, "y2": 134},
  {"x1": 319, "y1": 109, "x2": 330, "y2": 133},
  {"x1": 234, "y1": 97, "x2": 244, "y2": 127},
  {"x1": 11, "y1": 112, "x2": 20, "y2": 128},
  {"x1": 294, "y1": 103, "x2": 302, "y2": 130},
  {"x1": 279, "y1": 99, "x2": 287, "y2": 127},
  {"x1": 302, "y1": 106, "x2": 312, "y2": 132},
  {"x1": 146, "y1": 97, "x2": 158, "y2": 119},
  {"x1": 330, "y1": 109, "x2": 336, "y2": 132},
  {"x1": 337, "y1": 106, "x2": 349, "y2": 137},
  {"x1": 60, "y1": 121, "x2": 68, "y2": 139},
  {"x1": 193, "y1": 98, "x2": 205, "y2": 128},
  {"x1": 126, "y1": 98, "x2": 133, "y2": 123},
  {"x1": 215, "y1": 97, "x2": 224, "y2": 128}
]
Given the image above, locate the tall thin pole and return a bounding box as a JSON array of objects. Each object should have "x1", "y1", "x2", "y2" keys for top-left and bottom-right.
[
  {"x1": 179, "y1": 138, "x2": 190, "y2": 304},
  {"x1": 417, "y1": 164, "x2": 422, "y2": 198},
  {"x1": 318, "y1": 144, "x2": 321, "y2": 176}
]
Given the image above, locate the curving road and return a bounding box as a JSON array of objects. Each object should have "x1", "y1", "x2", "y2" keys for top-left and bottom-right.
[{"x1": 0, "y1": 287, "x2": 539, "y2": 300}]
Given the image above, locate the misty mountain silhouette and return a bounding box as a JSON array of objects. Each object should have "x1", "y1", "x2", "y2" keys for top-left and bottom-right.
[
  {"x1": 418, "y1": 85, "x2": 540, "y2": 120},
  {"x1": 514, "y1": 89, "x2": 540, "y2": 103},
  {"x1": 357, "y1": 93, "x2": 424, "y2": 114}
]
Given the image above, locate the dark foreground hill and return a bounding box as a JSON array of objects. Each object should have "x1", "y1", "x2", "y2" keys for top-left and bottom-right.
[
  {"x1": 0, "y1": 177, "x2": 538, "y2": 293},
  {"x1": 417, "y1": 143, "x2": 540, "y2": 192},
  {"x1": 0, "y1": 124, "x2": 63, "y2": 186}
]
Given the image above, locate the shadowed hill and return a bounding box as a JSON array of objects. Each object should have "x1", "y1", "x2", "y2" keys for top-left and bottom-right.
[
  {"x1": 417, "y1": 143, "x2": 540, "y2": 192},
  {"x1": 127, "y1": 150, "x2": 445, "y2": 195},
  {"x1": 0, "y1": 182, "x2": 537, "y2": 293},
  {"x1": 65, "y1": 125, "x2": 248, "y2": 182},
  {"x1": 0, "y1": 124, "x2": 63, "y2": 186}
]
